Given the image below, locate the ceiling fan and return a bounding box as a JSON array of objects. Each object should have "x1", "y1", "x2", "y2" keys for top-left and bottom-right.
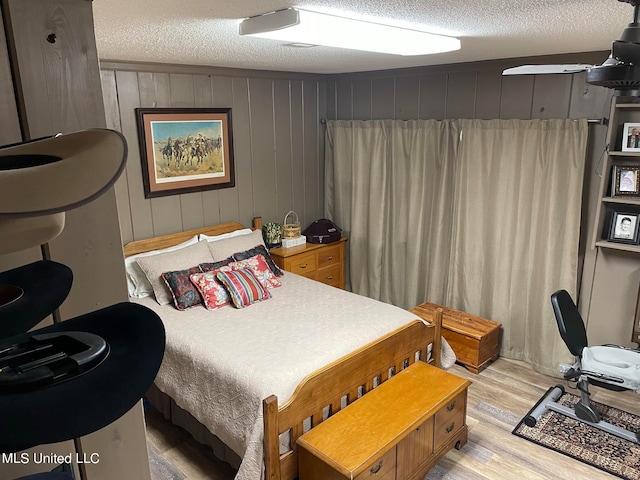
[{"x1": 503, "y1": 0, "x2": 640, "y2": 93}]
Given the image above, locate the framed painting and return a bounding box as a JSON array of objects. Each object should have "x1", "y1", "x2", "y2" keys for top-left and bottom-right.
[{"x1": 135, "y1": 108, "x2": 235, "y2": 198}]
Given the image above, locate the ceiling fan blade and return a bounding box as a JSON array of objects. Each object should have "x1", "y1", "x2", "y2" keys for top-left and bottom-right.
[{"x1": 502, "y1": 64, "x2": 594, "y2": 76}]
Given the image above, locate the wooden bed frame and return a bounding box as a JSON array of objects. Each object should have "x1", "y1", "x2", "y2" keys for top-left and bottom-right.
[{"x1": 123, "y1": 219, "x2": 442, "y2": 480}]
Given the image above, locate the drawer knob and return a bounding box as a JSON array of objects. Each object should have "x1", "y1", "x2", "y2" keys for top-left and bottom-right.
[
  {"x1": 447, "y1": 400, "x2": 456, "y2": 411},
  {"x1": 370, "y1": 460, "x2": 383, "y2": 474},
  {"x1": 446, "y1": 422, "x2": 455, "y2": 434}
]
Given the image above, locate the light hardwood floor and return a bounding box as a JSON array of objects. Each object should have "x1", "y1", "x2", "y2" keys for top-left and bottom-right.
[{"x1": 145, "y1": 357, "x2": 640, "y2": 479}]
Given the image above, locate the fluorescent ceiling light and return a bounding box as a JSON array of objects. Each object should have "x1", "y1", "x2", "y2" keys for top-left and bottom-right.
[{"x1": 239, "y1": 8, "x2": 460, "y2": 56}]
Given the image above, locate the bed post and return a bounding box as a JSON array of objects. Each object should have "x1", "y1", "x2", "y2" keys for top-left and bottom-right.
[
  {"x1": 253, "y1": 216, "x2": 263, "y2": 230},
  {"x1": 263, "y1": 395, "x2": 281, "y2": 480},
  {"x1": 434, "y1": 308, "x2": 443, "y2": 368}
]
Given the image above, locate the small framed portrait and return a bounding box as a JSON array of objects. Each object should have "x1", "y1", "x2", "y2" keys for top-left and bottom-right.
[
  {"x1": 608, "y1": 211, "x2": 640, "y2": 244},
  {"x1": 622, "y1": 123, "x2": 640, "y2": 151},
  {"x1": 612, "y1": 165, "x2": 640, "y2": 196}
]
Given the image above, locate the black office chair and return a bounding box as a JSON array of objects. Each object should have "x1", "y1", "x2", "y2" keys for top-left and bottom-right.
[{"x1": 524, "y1": 289, "x2": 640, "y2": 443}]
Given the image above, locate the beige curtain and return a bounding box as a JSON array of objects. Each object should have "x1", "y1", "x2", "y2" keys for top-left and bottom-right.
[
  {"x1": 325, "y1": 120, "x2": 459, "y2": 306},
  {"x1": 447, "y1": 119, "x2": 588, "y2": 375},
  {"x1": 325, "y1": 118, "x2": 588, "y2": 375}
]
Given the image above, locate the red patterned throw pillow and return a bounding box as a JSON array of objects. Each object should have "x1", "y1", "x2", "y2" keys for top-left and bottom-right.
[
  {"x1": 232, "y1": 245, "x2": 283, "y2": 277},
  {"x1": 189, "y1": 271, "x2": 230, "y2": 310},
  {"x1": 228, "y1": 254, "x2": 281, "y2": 289},
  {"x1": 215, "y1": 267, "x2": 270, "y2": 308}
]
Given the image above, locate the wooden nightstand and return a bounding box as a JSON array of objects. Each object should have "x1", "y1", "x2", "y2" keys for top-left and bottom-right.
[
  {"x1": 297, "y1": 361, "x2": 470, "y2": 480},
  {"x1": 269, "y1": 237, "x2": 347, "y2": 289}
]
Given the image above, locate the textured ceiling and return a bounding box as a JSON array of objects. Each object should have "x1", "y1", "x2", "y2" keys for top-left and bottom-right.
[{"x1": 93, "y1": 0, "x2": 633, "y2": 74}]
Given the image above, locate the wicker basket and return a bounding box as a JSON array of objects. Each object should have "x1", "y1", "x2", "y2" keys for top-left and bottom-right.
[{"x1": 282, "y1": 211, "x2": 301, "y2": 238}]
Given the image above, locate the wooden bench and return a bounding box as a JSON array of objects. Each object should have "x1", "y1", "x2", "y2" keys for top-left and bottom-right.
[{"x1": 296, "y1": 361, "x2": 471, "y2": 480}]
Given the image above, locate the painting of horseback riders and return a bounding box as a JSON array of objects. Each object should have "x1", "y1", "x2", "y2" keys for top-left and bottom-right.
[{"x1": 136, "y1": 108, "x2": 235, "y2": 198}]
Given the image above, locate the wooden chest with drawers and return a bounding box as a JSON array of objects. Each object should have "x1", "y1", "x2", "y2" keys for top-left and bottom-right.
[
  {"x1": 269, "y1": 237, "x2": 347, "y2": 289},
  {"x1": 411, "y1": 302, "x2": 501, "y2": 374},
  {"x1": 296, "y1": 361, "x2": 470, "y2": 480}
]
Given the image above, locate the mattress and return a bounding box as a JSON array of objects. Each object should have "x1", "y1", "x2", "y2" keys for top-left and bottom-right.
[{"x1": 133, "y1": 272, "x2": 440, "y2": 480}]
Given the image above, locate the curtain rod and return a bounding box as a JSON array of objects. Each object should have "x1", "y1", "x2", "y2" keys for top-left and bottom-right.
[{"x1": 320, "y1": 117, "x2": 608, "y2": 125}]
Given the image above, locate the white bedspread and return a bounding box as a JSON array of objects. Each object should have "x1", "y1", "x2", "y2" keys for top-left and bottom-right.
[{"x1": 134, "y1": 273, "x2": 447, "y2": 480}]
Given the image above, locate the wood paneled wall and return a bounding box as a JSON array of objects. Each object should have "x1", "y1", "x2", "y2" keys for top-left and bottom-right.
[
  {"x1": 100, "y1": 62, "x2": 326, "y2": 244},
  {"x1": 324, "y1": 52, "x2": 611, "y2": 122}
]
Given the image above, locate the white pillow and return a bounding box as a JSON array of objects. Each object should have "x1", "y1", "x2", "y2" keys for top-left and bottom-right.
[
  {"x1": 135, "y1": 240, "x2": 215, "y2": 305},
  {"x1": 207, "y1": 229, "x2": 266, "y2": 261},
  {"x1": 125, "y1": 235, "x2": 199, "y2": 298},
  {"x1": 199, "y1": 228, "x2": 253, "y2": 242}
]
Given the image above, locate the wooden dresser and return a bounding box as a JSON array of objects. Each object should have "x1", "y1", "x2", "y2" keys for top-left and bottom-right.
[
  {"x1": 297, "y1": 361, "x2": 471, "y2": 480},
  {"x1": 269, "y1": 237, "x2": 347, "y2": 289}
]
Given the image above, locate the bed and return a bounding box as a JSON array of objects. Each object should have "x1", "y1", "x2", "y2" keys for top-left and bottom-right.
[{"x1": 123, "y1": 219, "x2": 451, "y2": 480}]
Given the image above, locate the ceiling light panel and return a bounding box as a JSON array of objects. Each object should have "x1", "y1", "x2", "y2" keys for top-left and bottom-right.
[{"x1": 239, "y1": 8, "x2": 460, "y2": 56}]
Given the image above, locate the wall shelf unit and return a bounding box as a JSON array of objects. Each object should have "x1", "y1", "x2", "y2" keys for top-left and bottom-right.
[{"x1": 591, "y1": 97, "x2": 640, "y2": 252}]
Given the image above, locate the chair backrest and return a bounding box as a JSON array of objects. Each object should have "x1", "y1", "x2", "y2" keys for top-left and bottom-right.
[{"x1": 550, "y1": 289, "x2": 588, "y2": 357}]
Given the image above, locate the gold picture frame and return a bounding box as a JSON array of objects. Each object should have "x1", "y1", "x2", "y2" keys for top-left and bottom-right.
[{"x1": 612, "y1": 165, "x2": 640, "y2": 196}]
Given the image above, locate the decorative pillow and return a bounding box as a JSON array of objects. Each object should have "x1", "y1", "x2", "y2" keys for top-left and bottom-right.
[
  {"x1": 162, "y1": 267, "x2": 203, "y2": 310},
  {"x1": 135, "y1": 241, "x2": 214, "y2": 305},
  {"x1": 189, "y1": 271, "x2": 230, "y2": 310},
  {"x1": 124, "y1": 235, "x2": 199, "y2": 298},
  {"x1": 199, "y1": 257, "x2": 234, "y2": 272},
  {"x1": 228, "y1": 254, "x2": 281, "y2": 289},
  {"x1": 199, "y1": 228, "x2": 253, "y2": 242},
  {"x1": 215, "y1": 268, "x2": 271, "y2": 308},
  {"x1": 206, "y1": 229, "x2": 265, "y2": 261},
  {"x1": 233, "y1": 245, "x2": 283, "y2": 277}
]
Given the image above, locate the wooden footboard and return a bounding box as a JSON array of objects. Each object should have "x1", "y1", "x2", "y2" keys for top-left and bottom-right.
[{"x1": 263, "y1": 311, "x2": 443, "y2": 480}]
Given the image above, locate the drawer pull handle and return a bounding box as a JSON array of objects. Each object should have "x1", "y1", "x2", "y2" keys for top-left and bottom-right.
[
  {"x1": 325, "y1": 275, "x2": 334, "y2": 280},
  {"x1": 447, "y1": 400, "x2": 456, "y2": 411},
  {"x1": 299, "y1": 264, "x2": 308, "y2": 269},
  {"x1": 370, "y1": 460, "x2": 383, "y2": 474},
  {"x1": 446, "y1": 422, "x2": 455, "y2": 434},
  {"x1": 326, "y1": 255, "x2": 334, "y2": 260}
]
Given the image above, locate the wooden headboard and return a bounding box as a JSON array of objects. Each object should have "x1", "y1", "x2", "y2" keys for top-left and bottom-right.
[{"x1": 123, "y1": 217, "x2": 263, "y2": 257}]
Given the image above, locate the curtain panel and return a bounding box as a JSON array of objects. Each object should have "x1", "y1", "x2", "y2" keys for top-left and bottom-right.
[{"x1": 325, "y1": 118, "x2": 588, "y2": 375}]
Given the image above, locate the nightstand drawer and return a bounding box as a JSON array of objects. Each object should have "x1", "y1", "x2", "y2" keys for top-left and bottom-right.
[
  {"x1": 288, "y1": 253, "x2": 316, "y2": 275},
  {"x1": 269, "y1": 237, "x2": 347, "y2": 290},
  {"x1": 434, "y1": 391, "x2": 465, "y2": 450},
  {"x1": 317, "y1": 244, "x2": 342, "y2": 268},
  {"x1": 355, "y1": 448, "x2": 396, "y2": 480},
  {"x1": 316, "y1": 264, "x2": 342, "y2": 286}
]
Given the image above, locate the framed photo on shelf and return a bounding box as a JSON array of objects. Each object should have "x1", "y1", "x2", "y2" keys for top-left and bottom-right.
[
  {"x1": 622, "y1": 122, "x2": 640, "y2": 151},
  {"x1": 612, "y1": 165, "x2": 640, "y2": 196},
  {"x1": 608, "y1": 211, "x2": 640, "y2": 244},
  {"x1": 135, "y1": 107, "x2": 235, "y2": 198}
]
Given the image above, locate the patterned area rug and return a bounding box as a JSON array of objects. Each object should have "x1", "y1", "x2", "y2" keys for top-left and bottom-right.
[{"x1": 513, "y1": 386, "x2": 640, "y2": 479}]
